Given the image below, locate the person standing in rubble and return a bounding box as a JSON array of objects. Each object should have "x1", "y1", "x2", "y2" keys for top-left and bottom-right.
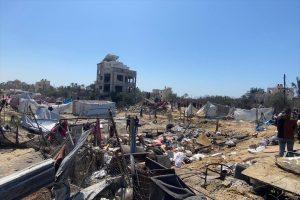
[
  {"x1": 140, "y1": 107, "x2": 143, "y2": 117},
  {"x1": 135, "y1": 116, "x2": 140, "y2": 133},
  {"x1": 126, "y1": 115, "x2": 131, "y2": 131},
  {"x1": 153, "y1": 109, "x2": 157, "y2": 123},
  {"x1": 108, "y1": 117, "x2": 115, "y2": 138},
  {"x1": 276, "y1": 108, "x2": 297, "y2": 157}
]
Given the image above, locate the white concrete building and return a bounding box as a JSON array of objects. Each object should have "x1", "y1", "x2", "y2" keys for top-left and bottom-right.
[{"x1": 95, "y1": 54, "x2": 137, "y2": 96}]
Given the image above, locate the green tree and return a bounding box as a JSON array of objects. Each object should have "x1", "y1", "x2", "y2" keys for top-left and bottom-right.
[
  {"x1": 109, "y1": 88, "x2": 143, "y2": 107},
  {"x1": 162, "y1": 88, "x2": 177, "y2": 102},
  {"x1": 264, "y1": 92, "x2": 292, "y2": 113},
  {"x1": 238, "y1": 87, "x2": 265, "y2": 109}
]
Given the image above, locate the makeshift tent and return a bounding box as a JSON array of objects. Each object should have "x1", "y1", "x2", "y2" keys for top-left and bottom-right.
[
  {"x1": 73, "y1": 100, "x2": 116, "y2": 118},
  {"x1": 35, "y1": 107, "x2": 60, "y2": 120},
  {"x1": 234, "y1": 107, "x2": 274, "y2": 122},
  {"x1": 18, "y1": 92, "x2": 32, "y2": 99},
  {"x1": 21, "y1": 115, "x2": 57, "y2": 135},
  {"x1": 196, "y1": 102, "x2": 233, "y2": 118},
  {"x1": 184, "y1": 104, "x2": 197, "y2": 117},
  {"x1": 52, "y1": 102, "x2": 73, "y2": 114},
  {"x1": 18, "y1": 98, "x2": 39, "y2": 113},
  {"x1": 16, "y1": 92, "x2": 40, "y2": 113}
]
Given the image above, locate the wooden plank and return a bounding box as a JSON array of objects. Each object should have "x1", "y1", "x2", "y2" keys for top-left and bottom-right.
[{"x1": 242, "y1": 157, "x2": 300, "y2": 195}]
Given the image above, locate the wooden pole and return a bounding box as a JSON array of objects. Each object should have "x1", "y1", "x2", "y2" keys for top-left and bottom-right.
[
  {"x1": 215, "y1": 120, "x2": 219, "y2": 133},
  {"x1": 129, "y1": 117, "x2": 136, "y2": 153},
  {"x1": 284, "y1": 74, "x2": 286, "y2": 106}
]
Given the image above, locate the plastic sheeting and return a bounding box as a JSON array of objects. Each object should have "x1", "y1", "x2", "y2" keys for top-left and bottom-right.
[
  {"x1": 234, "y1": 107, "x2": 274, "y2": 122},
  {"x1": 185, "y1": 104, "x2": 197, "y2": 117},
  {"x1": 18, "y1": 98, "x2": 39, "y2": 113},
  {"x1": 52, "y1": 102, "x2": 73, "y2": 114},
  {"x1": 196, "y1": 102, "x2": 232, "y2": 118},
  {"x1": 35, "y1": 107, "x2": 60, "y2": 120},
  {"x1": 21, "y1": 115, "x2": 57, "y2": 135},
  {"x1": 53, "y1": 129, "x2": 91, "y2": 199},
  {"x1": 73, "y1": 100, "x2": 116, "y2": 118},
  {"x1": 71, "y1": 177, "x2": 123, "y2": 200}
]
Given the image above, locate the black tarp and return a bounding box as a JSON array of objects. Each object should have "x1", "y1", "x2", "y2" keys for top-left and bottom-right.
[{"x1": 149, "y1": 174, "x2": 195, "y2": 200}]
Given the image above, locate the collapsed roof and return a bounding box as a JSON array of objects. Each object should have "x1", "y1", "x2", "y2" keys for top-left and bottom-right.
[{"x1": 102, "y1": 54, "x2": 119, "y2": 62}]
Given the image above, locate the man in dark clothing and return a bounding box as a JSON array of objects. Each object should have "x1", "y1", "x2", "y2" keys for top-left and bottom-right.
[
  {"x1": 135, "y1": 116, "x2": 140, "y2": 133},
  {"x1": 126, "y1": 115, "x2": 131, "y2": 131},
  {"x1": 276, "y1": 108, "x2": 297, "y2": 157},
  {"x1": 140, "y1": 107, "x2": 143, "y2": 117}
]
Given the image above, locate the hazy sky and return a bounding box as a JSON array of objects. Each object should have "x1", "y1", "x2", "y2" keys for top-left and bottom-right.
[{"x1": 0, "y1": 0, "x2": 299, "y2": 97}]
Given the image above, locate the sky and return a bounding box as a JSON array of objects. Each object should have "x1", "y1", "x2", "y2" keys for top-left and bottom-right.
[{"x1": 0, "y1": 0, "x2": 299, "y2": 98}]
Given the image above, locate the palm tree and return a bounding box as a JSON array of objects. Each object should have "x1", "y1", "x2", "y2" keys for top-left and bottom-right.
[{"x1": 292, "y1": 77, "x2": 300, "y2": 97}]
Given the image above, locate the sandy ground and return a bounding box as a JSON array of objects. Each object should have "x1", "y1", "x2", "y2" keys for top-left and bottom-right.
[
  {"x1": 1, "y1": 108, "x2": 299, "y2": 200},
  {"x1": 0, "y1": 148, "x2": 44, "y2": 178}
]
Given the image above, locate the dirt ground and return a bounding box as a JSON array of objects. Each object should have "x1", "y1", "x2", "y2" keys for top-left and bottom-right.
[
  {"x1": 0, "y1": 148, "x2": 44, "y2": 178},
  {"x1": 1, "y1": 107, "x2": 299, "y2": 200}
]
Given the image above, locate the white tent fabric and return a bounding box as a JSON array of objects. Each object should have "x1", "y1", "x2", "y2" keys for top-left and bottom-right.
[
  {"x1": 185, "y1": 103, "x2": 197, "y2": 117},
  {"x1": 73, "y1": 100, "x2": 116, "y2": 118},
  {"x1": 18, "y1": 98, "x2": 39, "y2": 113},
  {"x1": 19, "y1": 92, "x2": 32, "y2": 99},
  {"x1": 36, "y1": 107, "x2": 60, "y2": 120},
  {"x1": 52, "y1": 102, "x2": 73, "y2": 114},
  {"x1": 234, "y1": 107, "x2": 274, "y2": 122},
  {"x1": 21, "y1": 115, "x2": 57, "y2": 135},
  {"x1": 205, "y1": 102, "x2": 218, "y2": 117},
  {"x1": 196, "y1": 102, "x2": 232, "y2": 118}
]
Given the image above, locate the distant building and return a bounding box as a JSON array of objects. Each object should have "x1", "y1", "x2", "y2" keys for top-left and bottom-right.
[
  {"x1": 292, "y1": 97, "x2": 300, "y2": 110},
  {"x1": 6, "y1": 79, "x2": 22, "y2": 89},
  {"x1": 151, "y1": 87, "x2": 172, "y2": 101},
  {"x1": 95, "y1": 54, "x2": 137, "y2": 96},
  {"x1": 35, "y1": 79, "x2": 51, "y2": 92},
  {"x1": 267, "y1": 84, "x2": 294, "y2": 100}
]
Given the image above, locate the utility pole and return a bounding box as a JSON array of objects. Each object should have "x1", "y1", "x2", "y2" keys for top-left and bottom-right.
[{"x1": 283, "y1": 74, "x2": 286, "y2": 106}]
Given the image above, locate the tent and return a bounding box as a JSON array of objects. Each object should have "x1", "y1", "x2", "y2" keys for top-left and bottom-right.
[
  {"x1": 184, "y1": 103, "x2": 197, "y2": 117},
  {"x1": 196, "y1": 102, "x2": 233, "y2": 118},
  {"x1": 234, "y1": 107, "x2": 274, "y2": 122},
  {"x1": 73, "y1": 100, "x2": 116, "y2": 118},
  {"x1": 14, "y1": 91, "x2": 40, "y2": 113},
  {"x1": 18, "y1": 98, "x2": 39, "y2": 113},
  {"x1": 52, "y1": 102, "x2": 73, "y2": 114},
  {"x1": 21, "y1": 115, "x2": 57, "y2": 135},
  {"x1": 21, "y1": 107, "x2": 60, "y2": 135},
  {"x1": 35, "y1": 107, "x2": 60, "y2": 120}
]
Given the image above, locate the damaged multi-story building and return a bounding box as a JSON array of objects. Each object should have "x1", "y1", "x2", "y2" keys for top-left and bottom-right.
[{"x1": 95, "y1": 54, "x2": 137, "y2": 96}]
